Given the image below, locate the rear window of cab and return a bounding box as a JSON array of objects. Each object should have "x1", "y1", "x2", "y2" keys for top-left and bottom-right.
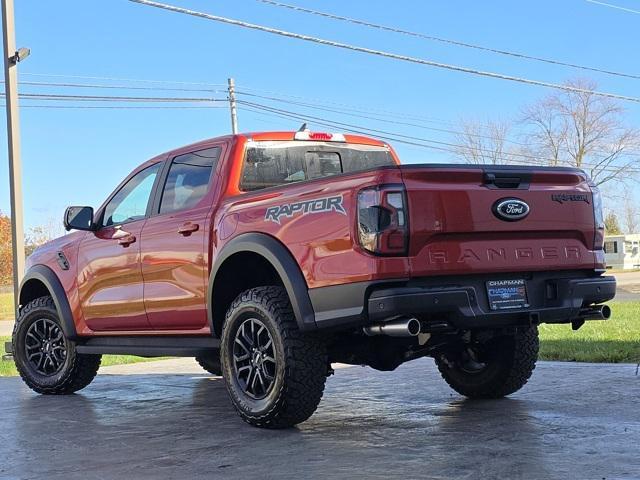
[{"x1": 240, "y1": 141, "x2": 396, "y2": 191}]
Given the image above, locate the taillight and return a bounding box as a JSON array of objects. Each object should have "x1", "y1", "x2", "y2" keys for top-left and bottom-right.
[
  {"x1": 357, "y1": 186, "x2": 408, "y2": 255},
  {"x1": 590, "y1": 183, "x2": 605, "y2": 250}
]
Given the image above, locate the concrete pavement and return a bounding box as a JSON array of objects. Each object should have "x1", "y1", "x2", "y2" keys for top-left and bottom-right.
[
  {"x1": 610, "y1": 270, "x2": 640, "y2": 286},
  {"x1": 0, "y1": 321, "x2": 13, "y2": 336},
  {"x1": 1, "y1": 358, "x2": 638, "y2": 479}
]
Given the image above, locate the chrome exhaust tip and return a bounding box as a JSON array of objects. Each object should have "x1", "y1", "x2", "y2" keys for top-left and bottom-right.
[
  {"x1": 363, "y1": 317, "x2": 421, "y2": 337},
  {"x1": 579, "y1": 304, "x2": 611, "y2": 320}
]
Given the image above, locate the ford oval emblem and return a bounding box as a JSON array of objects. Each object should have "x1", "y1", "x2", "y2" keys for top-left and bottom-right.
[{"x1": 493, "y1": 198, "x2": 530, "y2": 222}]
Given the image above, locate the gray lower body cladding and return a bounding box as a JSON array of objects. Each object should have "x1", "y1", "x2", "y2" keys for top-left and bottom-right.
[{"x1": 308, "y1": 270, "x2": 616, "y2": 331}]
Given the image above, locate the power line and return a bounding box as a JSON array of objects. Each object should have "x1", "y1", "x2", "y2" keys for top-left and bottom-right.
[
  {"x1": 0, "y1": 92, "x2": 222, "y2": 102},
  {"x1": 236, "y1": 88, "x2": 640, "y2": 159},
  {"x1": 17, "y1": 73, "x2": 462, "y2": 126},
  {"x1": 20, "y1": 71, "x2": 228, "y2": 88},
  {"x1": 12, "y1": 80, "x2": 222, "y2": 93},
  {"x1": 235, "y1": 88, "x2": 458, "y2": 126},
  {"x1": 257, "y1": 0, "x2": 640, "y2": 80},
  {"x1": 585, "y1": 0, "x2": 640, "y2": 14},
  {"x1": 128, "y1": 0, "x2": 640, "y2": 104},
  {"x1": 5, "y1": 104, "x2": 227, "y2": 110},
  {"x1": 239, "y1": 99, "x2": 537, "y2": 158},
  {"x1": 10, "y1": 75, "x2": 639, "y2": 158},
  {"x1": 237, "y1": 100, "x2": 640, "y2": 173},
  {"x1": 238, "y1": 103, "x2": 462, "y2": 155},
  {"x1": 236, "y1": 90, "x2": 535, "y2": 147},
  {"x1": 238, "y1": 103, "x2": 557, "y2": 166}
]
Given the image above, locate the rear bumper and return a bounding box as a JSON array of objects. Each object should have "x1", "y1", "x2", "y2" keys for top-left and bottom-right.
[{"x1": 309, "y1": 271, "x2": 616, "y2": 331}]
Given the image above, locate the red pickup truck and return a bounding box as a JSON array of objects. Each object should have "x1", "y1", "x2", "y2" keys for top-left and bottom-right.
[{"x1": 12, "y1": 130, "x2": 615, "y2": 428}]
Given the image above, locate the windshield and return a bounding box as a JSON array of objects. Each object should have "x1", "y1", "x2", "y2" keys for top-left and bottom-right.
[{"x1": 240, "y1": 141, "x2": 395, "y2": 191}]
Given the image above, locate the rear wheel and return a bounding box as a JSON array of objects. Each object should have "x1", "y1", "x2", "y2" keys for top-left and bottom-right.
[
  {"x1": 13, "y1": 296, "x2": 101, "y2": 394},
  {"x1": 435, "y1": 326, "x2": 539, "y2": 398},
  {"x1": 221, "y1": 286, "x2": 327, "y2": 428}
]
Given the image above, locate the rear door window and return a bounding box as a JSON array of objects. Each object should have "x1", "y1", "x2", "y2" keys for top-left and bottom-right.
[
  {"x1": 159, "y1": 147, "x2": 221, "y2": 214},
  {"x1": 240, "y1": 141, "x2": 395, "y2": 191}
]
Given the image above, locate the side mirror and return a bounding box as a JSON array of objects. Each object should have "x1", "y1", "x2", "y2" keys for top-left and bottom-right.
[{"x1": 64, "y1": 206, "x2": 95, "y2": 231}]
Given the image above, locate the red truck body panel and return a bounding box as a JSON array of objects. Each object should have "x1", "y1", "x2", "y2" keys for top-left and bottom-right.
[
  {"x1": 401, "y1": 166, "x2": 600, "y2": 276},
  {"x1": 25, "y1": 131, "x2": 606, "y2": 336}
]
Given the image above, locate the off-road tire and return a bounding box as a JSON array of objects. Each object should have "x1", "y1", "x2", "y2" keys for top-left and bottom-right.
[
  {"x1": 196, "y1": 354, "x2": 222, "y2": 376},
  {"x1": 13, "y1": 296, "x2": 101, "y2": 395},
  {"x1": 435, "y1": 326, "x2": 539, "y2": 399},
  {"x1": 221, "y1": 286, "x2": 327, "y2": 428}
]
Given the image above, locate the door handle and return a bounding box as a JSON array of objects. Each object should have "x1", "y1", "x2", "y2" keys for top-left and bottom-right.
[
  {"x1": 178, "y1": 222, "x2": 199, "y2": 236},
  {"x1": 117, "y1": 234, "x2": 136, "y2": 247}
]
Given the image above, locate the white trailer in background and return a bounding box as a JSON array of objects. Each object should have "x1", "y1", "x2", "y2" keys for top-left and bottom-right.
[{"x1": 604, "y1": 234, "x2": 640, "y2": 270}]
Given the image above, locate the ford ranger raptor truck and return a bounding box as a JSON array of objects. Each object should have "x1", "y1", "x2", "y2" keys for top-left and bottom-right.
[{"x1": 11, "y1": 130, "x2": 615, "y2": 428}]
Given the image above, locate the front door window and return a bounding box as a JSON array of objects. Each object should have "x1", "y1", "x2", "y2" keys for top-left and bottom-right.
[{"x1": 103, "y1": 163, "x2": 161, "y2": 227}]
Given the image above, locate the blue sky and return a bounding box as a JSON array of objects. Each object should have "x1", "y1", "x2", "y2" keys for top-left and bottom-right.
[{"x1": 1, "y1": 0, "x2": 639, "y2": 229}]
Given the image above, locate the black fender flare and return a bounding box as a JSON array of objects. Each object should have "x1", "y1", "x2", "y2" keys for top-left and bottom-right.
[
  {"x1": 19, "y1": 265, "x2": 78, "y2": 340},
  {"x1": 207, "y1": 233, "x2": 316, "y2": 334}
]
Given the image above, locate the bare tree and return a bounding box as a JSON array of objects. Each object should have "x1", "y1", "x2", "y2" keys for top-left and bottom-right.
[
  {"x1": 520, "y1": 96, "x2": 568, "y2": 166},
  {"x1": 521, "y1": 78, "x2": 640, "y2": 185},
  {"x1": 623, "y1": 188, "x2": 640, "y2": 234},
  {"x1": 454, "y1": 119, "x2": 513, "y2": 165}
]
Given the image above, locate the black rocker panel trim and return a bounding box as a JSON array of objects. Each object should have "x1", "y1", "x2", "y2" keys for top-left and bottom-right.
[
  {"x1": 19, "y1": 264, "x2": 78, "y2": 340},
  {"x1": 76, "y1": 336, "x2": 220, "y2": 357},
  {"x1": 208, "y1": 232, "x2": 316, "y2": 333}
]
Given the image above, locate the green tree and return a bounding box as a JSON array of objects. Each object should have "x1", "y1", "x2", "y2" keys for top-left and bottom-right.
[{"x1": 604, "y1": 211, "x2": 622, "y2": 235}]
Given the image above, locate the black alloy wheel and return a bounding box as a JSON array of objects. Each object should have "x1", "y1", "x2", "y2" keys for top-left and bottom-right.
[
  {"x1": 221, "y1": 286, "x2": 328, "y2": 428},
  {"x1": 25, "y1": 318, "x2": 67, "y2": 376},
  {"x1": 232, "y1": 317, "x2": 277, "y2": 399},
  {"x1": 13, "y1": 296, "x2": 101, "y2": 395}
]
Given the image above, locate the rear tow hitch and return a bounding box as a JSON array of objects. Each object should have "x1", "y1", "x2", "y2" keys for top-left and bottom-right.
[{"x1": 3, "y1": 341, "x2": 13, "y2": 360}]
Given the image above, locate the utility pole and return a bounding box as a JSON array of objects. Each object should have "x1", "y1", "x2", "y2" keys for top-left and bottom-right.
[
  {"x1": 227, "y1": 77, "x2": 238, "y2": 134},
  {"x1": 2, "y1": 0, "x2": 28, "y2": 315}
]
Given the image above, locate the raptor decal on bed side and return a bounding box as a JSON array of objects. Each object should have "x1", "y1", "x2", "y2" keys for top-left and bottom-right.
[{"x1": 265, "y1": 195, "x2": 346, "y2": 224}]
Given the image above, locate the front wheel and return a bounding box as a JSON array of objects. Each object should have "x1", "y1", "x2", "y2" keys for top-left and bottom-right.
[
  {"x1": 435, "y1": 326, "x2": 539, "y2": 399},
  {"x1": 221, "y1": 286, "x2": 328, "y2": 428},
  {"x1": 13, "y1": 296, "x2": 101, "y2": 395}
]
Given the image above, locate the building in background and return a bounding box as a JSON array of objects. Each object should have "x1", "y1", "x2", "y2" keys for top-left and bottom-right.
[{"x1": 604, "y1": 234, "x2": 640, "y2": 270}]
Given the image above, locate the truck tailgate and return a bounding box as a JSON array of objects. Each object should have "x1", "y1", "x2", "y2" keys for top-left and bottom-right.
[{"x1": 400, "y1": 165, "x2": 599, "y2": 276}]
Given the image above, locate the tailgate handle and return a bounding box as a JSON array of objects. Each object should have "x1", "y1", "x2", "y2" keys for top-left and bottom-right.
[{"x1": 483, "y1": 172, "x2": 531, "y2": 190}]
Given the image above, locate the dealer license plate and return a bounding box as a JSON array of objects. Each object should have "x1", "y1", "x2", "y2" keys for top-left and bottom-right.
[{"x1": 486, "y1": 279, "x2": 529, "y2": 311}]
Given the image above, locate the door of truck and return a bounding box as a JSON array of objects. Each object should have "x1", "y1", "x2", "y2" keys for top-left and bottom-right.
[
  {"x1": 77, "y1": 162, "x2": 163, "y2": 332},
  {"x1": 140, "y1": 145, "x2": 223, "y2": 331}
]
